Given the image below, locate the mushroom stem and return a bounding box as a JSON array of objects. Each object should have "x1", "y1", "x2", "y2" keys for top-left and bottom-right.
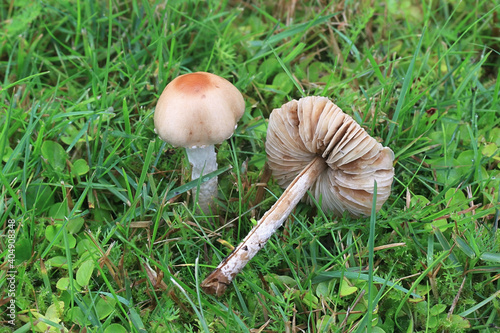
[
  {"x1": 201, "y1": 156, "x2": 327, "y2": 295},
  {"x1": 186, "y1": 145, "x2": 218, "y2": 213}
]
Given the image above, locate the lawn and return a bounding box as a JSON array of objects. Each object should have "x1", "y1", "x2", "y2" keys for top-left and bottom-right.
[{"x1": 1, "y1": 0, "x2": 499, "y2": 332}]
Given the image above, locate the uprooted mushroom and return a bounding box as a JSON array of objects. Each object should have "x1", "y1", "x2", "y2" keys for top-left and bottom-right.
[{"x1": 201, "y1": 96, "x2": 394, "y2": 296}]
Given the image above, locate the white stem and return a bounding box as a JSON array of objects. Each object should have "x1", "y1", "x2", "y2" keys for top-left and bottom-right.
[
  {"x1": 186, "y1": 145, "x2": 217, "y2": 213},
  {"x1": 201, "y1": 156, "x2": 327, "y2": 295}
]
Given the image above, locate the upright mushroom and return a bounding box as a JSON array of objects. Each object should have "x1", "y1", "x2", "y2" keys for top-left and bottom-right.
[
  {"x1": 201, "y1": 96, "x2": 394, "y2": 295},
  {"x1": 154, "y1": 72, "x2": 245, "y2": 213}
]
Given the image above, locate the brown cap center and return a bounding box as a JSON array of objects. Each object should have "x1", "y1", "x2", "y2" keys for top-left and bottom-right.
[{"x1": 172, "y1": 72, "x2": 216, "y2": 95}]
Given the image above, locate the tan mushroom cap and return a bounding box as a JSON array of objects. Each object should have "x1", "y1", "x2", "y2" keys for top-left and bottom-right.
[
  {"x1": 266, "y1": 96, "x2": 394, "y2": 217},
  {"x1": 154, "y1": 72, "x2": 245, "y2": 148}
]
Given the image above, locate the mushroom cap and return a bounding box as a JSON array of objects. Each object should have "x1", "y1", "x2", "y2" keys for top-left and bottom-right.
[
  {"x1": 154, "y1": 72, "x2": 245, "y2": 148},
  {"x1": 266, "y1": 96, "x2": 394, "y2": 217}
]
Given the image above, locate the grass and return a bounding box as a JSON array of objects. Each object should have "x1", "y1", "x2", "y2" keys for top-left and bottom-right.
[{"x1": 1, "y1": 0, "x2": 499, "y2": 332}]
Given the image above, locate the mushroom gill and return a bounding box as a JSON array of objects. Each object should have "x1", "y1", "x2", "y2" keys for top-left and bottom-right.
[{"x1": 266, "y1": 96, "x2": 394, "y2": 216}]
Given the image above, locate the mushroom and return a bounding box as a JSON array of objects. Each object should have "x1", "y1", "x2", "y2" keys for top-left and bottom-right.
[
  {"x1": 154, "y1": 72, "x2": 245, "y2": 212},
  {"x1": 201, "y1": 96, "x2": 394, "y2": 295}
]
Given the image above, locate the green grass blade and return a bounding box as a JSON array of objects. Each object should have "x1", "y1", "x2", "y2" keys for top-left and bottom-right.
[{"x1": 385, "y1": 27, "x2": 426, "y2": 146}]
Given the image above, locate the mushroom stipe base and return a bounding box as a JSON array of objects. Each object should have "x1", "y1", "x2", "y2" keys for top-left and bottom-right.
[{"x1": 201, "y1": 156, "x2": 327, "y2": 296}]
